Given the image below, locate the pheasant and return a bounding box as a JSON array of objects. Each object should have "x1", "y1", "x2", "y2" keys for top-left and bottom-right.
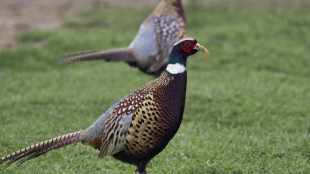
[
  {"x1": 0, "y1": 38, "x2": 209, "y2": 174},
  {"x1": 60, "y1": 0, "x2": 187, "y2": 76}
]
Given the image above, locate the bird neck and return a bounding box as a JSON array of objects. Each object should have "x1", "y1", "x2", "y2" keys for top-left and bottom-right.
[
  {"x1": 166, "y1": 53, "x2": 187, "y2": 74},
  {"x1": 153, "y1": 0, "x2": 184, "y2": 16}
]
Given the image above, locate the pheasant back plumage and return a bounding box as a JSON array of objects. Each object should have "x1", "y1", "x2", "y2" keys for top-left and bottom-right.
[
  {"x1": 152, "y1": 0, "x2": 187, "y2": 38},
  {"x1": 151, "y1": 15, "x2": 183, "y2": 71}
]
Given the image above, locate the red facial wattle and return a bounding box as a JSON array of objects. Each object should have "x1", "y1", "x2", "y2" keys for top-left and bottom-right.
[{"x1": 181, "y1": 41, "x2": 196, "y2": 53}]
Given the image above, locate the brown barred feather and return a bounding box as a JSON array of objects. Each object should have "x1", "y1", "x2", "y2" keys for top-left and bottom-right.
[{"x1": 0, "y1": 131, "x2": 83, "y2": 167}]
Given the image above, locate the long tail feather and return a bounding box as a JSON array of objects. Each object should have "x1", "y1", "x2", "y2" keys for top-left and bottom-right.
[
  {"x1": 59, "y1": 48, "x2": 137, "y2": 64},
  {"x1": 61, "y1": 50, "x2": 100, "y2": 58},
  {"x1": 0, "y1": 130, "x2": 84, "y2": 167}
]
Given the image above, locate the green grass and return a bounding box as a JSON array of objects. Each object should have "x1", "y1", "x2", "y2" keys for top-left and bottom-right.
[{"x1": 1, "y1": 2, "x2": 310, "y2": 173}]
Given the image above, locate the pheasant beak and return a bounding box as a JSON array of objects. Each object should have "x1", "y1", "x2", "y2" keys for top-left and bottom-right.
[{"x1": 195, "y1": 43, "x2": 209, "y2": 59}]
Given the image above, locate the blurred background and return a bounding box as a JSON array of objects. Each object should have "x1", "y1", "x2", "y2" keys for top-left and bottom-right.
[
  {"x1": 0, "y1": 0, "x2": 309, "y2": 173},
  {"x1": 0, "y1": 0, "x2": 308, "y2": 49}
]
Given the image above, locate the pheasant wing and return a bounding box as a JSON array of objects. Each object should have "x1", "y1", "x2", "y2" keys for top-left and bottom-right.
[{"x1": 99, "y1": 92, "x2": 147, "y2": 157}]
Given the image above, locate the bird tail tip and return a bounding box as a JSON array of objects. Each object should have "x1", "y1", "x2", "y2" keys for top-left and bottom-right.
[{"x1": 0, "y1": 130, "x2": 84, "y2": 167}]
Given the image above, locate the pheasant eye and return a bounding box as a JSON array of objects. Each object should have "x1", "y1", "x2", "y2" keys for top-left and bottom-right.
[
  {"x1": 181, "y1": 41, "x2": 194, "y2": 53},
  {"x1": 184, "y1": 42, "x2": 190, "y2": 47}
]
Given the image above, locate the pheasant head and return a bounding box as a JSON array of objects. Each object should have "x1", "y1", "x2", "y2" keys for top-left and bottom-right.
[{"x1": 166, "y1": 38, "x2": 209, "y2": 74}]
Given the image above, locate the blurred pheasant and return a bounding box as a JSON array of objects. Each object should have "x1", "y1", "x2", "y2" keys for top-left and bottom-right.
[
  {"x1": 1, "y1": 38, "x2": 209, "y2": 174},
  {"x1": 60, "y1": 0, "x2": 187, "y2": 75}
]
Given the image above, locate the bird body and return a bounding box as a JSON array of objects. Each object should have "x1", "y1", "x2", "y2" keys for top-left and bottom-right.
[
  {"x1": 61, "y1": 0, "x2": 187, "y2": 75},
  {"x1": 81, "y1": 71, "x2": 187, "y2": 173},
  {"x1": 1, "y1": 38, "x2": 209, "y2": 173}
]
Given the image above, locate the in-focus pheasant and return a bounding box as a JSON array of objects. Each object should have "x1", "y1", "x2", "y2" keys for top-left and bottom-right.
[
  {"x1": 60, "y1": 0, "x2": 187, "y2": 76},
  {"x1": 1, "y1": 38, "x2": 209, "y2": 174}
]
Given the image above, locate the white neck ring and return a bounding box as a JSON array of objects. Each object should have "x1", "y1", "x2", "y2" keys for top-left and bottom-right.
[{"x1": 166, "y1": 63, "x2": 186, "y2": 74}]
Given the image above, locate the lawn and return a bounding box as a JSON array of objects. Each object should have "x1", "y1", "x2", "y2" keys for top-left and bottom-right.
[{"x1": 1, "y1": 2, "x2": 310, "y2": 173}]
